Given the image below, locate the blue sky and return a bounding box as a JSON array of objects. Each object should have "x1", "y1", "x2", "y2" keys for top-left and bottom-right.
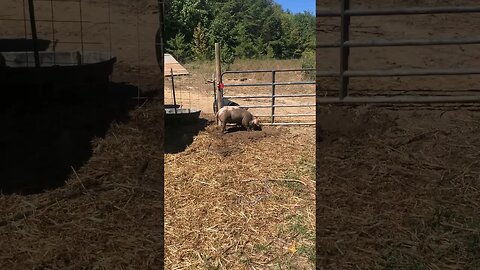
[{"x1": 273, "y1": 0, "x2": 315, "y2": 14}]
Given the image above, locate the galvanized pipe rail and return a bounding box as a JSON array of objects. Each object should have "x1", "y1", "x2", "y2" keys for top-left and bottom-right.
[
  {"x1": 317, "y1": 6, "x2": 480, "y2": 17},
  {"x1": 316, "y1": 1, "x2": 480, "y2": 104},
  {"x1": 317, "y1": 37, "x2": 480, "y2": 48},
  {"x1": 221, "y1": 68, "x2": 315, "y2": 125}
]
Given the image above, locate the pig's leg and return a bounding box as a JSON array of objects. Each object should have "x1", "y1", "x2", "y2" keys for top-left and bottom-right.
[
  {"x1": 221, "y1": 120, "x2": 227, "y2": 133},
  {"x1": 242, "y1": 117, "x2": 251, "y2": 131}
]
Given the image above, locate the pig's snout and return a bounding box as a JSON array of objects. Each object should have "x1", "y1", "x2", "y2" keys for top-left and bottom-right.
[{"x1": 250, "y1": 118, "x2": 262, "y2": 130}]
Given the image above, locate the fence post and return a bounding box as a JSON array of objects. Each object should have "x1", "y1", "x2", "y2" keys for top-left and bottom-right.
[
  {"x1": 339, "y1": 0, "x2": 350, "y2": 99},
  {"x1": 212, "y1": 74, "x2": 217, "y2": 113},
  {"x1": 271, "y1": 70, "x2": 276, "y2": 124},
  {"x1": 215, "y1": 43, "x2": 223, "y2": 112},
  {"x1": 156, "y1": 0, "x2": 164, "y2": 101},
  {"x1": 27, "y1": 0, "x2": 40, "y2": 68}
]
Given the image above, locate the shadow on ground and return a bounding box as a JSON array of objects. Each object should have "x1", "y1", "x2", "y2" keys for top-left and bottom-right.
[
  {"x1": 0, "y1": 81, "x2": 143, "y2": 195},
  {"x1": 165, "y1": 118, "x2": 209, "y2": 154}
]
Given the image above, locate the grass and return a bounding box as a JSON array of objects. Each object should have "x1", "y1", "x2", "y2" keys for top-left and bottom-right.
[
  {"x1": 254, "y1": 243, "x2": 272, "y2": 252},
  {"x1": 183, "y1": 58, "x2": 306, "y2": 83},
  {"x1": 282, "y1": 156, "x2": 315, "y2": 193}
]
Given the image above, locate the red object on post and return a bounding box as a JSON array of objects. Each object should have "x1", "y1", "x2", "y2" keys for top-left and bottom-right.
[{"x1": 219, "y1": 82, "x2": 224, "y2": 90}]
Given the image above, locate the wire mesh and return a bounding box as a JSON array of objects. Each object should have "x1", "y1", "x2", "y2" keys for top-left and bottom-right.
[{"x1": 0, "y1": 0, "x2": 163, "y2": 97}]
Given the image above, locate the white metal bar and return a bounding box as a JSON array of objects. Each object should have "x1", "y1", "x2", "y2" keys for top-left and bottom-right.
[
  {"x1": 317, "y1": 95, "x2": 480, "y2": 104},
  {"x1": 240, "y1": 104, "x2": 316, "y2": 108},
  {"x1": 256, "y1": 114, "x2": 315, "y2": 117},
  {"x1": 223, "y1": 94, "x2": 315, "y2": 99}
]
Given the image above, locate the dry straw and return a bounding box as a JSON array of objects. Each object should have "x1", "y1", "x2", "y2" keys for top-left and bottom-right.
[
  {"x1": 165, "y1": 116, "x2": 315, "y2": 269},
  {"x1": 0, "y1": 101, "x2": 164, "y2": 269},
  {"x1": 318, "y1": 105, "x2": 480, "y2": 269}
]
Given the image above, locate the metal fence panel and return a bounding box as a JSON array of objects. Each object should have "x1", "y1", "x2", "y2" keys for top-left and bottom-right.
[
  {"x1": 317, "y1": 0, "x2": 480, "y2": 103},
  {"x1": 220, "y1": 69, "x2": 315, "y2": 125}
]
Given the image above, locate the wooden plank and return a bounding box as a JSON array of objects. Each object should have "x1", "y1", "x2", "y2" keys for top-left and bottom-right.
[{"x1": 164, "y1": 53, "x2": 189, "y2": 76}]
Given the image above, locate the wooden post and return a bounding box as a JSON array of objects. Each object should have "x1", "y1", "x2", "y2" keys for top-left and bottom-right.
[
  {"x1": 215, "y1": 43, "x2": 223, "y2": 113},
  {"x1": 27, "y1": 0, "x2": 40, "y2": 68},
  {"x1": 155, "y1": 0, "x2": 164, "y2": 100},
  {"x1": 212, "y1": 73, "x2": 217, "y2": 113}
]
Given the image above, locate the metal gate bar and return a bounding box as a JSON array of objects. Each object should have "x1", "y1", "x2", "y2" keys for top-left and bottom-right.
[
  {"x1": 224, "y1": 81, "x2": 315, "y2": 87},
  {"x1": 239, "y1": 104, "x2": 316, "y2": 108},
  {"x1": 317, "y1": 37, "x2": 480, "y2": 48},
  {"x1": 256, "y1": 114, "x2": 316, "y2": 117},
  {"x1": 317, "y1": 0, "x2": 480, "y2": 103},
  {"x1": 317, "y1": 6, "x2": 480, "y2": 17},
  {"x1": 223, "y1": 94, "x2": 315, "y2": 99},
  {"x1": 223, "y1": 68, "x2": 315, "y2": 74},
  {"x1": 221, "y1": 68, "x2": 315, "y2": 125},
  {"x1": 317, "y1": 95, "x2": 480, "y2": 104}
]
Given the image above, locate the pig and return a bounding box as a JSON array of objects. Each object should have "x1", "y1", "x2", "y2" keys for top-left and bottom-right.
[
  {"x1": 216, "y1": 107, "x2": 261, "y2": 133},
  {"x1": 216, "y1": 105, "x2": 241, "y2": 125},
  {"x1": 213, "y1": 98, "x2": 239, "y2": 113}
]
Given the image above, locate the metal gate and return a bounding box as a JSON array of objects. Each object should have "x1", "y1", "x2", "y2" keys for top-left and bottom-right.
[
  {"x1": 317, "y1": 1, "x2": 480, "y2": 104},
  {"x1": 220, "y1": 68, "x2": 316, "y2": 125}
]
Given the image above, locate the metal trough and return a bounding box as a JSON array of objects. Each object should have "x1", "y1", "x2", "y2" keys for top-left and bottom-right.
[
  {"x1": 0, "y1": 51, "x2": 116, "y2": 85},
  {"x1": 165, "y1": 104, "x2": 180, "y2": 109},
  {"x1": 165, "y1": 108, "x2": 201, "y2": 124}
]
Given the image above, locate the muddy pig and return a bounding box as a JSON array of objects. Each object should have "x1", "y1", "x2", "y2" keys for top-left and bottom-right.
[{"x1": 216, "y1": 107, "x2": 260, "y2": 133}]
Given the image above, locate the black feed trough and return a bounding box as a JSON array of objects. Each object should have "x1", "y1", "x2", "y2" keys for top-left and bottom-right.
[
  {"x1": 0, "y1": 51, "x2": 116, "y2": 85},
  {"x1": 165, "y1": 104, "x2": 180, "y2": 109}
]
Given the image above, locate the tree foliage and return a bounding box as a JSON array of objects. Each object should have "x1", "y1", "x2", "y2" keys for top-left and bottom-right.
[{"x1": 164, "y1": 0, "x2": 315, "y2": 64}]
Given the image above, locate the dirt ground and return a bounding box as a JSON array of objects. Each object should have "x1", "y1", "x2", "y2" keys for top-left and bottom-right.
[
  {"x1": 1, "y1": 0, "x2": 163, "y2": 268},
  {"x1": 317, "y1": 1, "x2": 480, "y2": 269}
]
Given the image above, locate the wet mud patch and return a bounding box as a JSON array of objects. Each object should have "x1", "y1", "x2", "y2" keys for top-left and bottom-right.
[
  {"x1": 204, "y1": 119, "x2": 286, "y2": 158},
  {"x1": 207, "y1": 123, "x2": 285, "y2": 144}
]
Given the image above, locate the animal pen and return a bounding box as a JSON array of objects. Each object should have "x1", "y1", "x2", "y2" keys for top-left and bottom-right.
[
  {"x1": 0, "y1": 0, "x2": 162, "y2": 99},
  {"x1": 214, "y1": 44, "x2": 316, "y2": 126},
  {"x1": 0, "y1": 0, "x2": 163, "y2": 193},
  {"x1": 316, "y1": 0, "x2": 480, "y2": 104}
]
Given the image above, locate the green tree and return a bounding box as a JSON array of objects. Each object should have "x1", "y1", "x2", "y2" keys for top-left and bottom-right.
[
  {"x1": 166, "y1": 34, "x2": 190, "y2": 62},
  {"x1": 164, "y1": 0, "x2": 315, "y2": 62},
  {"x1": 192, "y1": 23, "x2": 208, "y2": 60}
]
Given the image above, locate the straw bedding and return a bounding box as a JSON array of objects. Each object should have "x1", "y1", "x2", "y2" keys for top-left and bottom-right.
[
  {"x1": 317, "y1": 105, "x2": 480, "y2": 269},
  {"x1": 0, "y1": 100, "x2": 164, "y2": 269},
  {"x1": 165, "y1": 116, "x2": 315, "y2": 269}
]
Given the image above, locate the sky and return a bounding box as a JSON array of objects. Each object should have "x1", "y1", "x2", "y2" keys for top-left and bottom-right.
[{"x1": 274, "y1": 0, "x2": 315, "y2": 14}]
